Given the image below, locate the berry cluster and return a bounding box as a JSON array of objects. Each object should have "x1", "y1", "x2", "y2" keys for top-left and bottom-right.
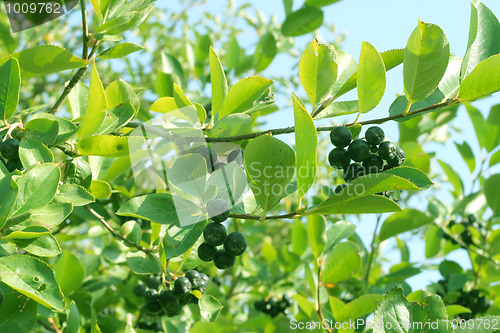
[
  {"x1": 197, "y1": 199, "x2": 247, "y2": 269},
  {"x1": 0, "y1": 138, "x2": 23, "y2": 172},
  {"x1": 328, "y1": 126, "x2": 405, "y2": 184},
  {"x1": 254, "y1": 295, "x2": 292, "y2": 317},
  {"x1": 134, "y1": 270, "x2": 209, "y2": 319},
  {"x1": 443, "y1": 214, "x2": 483, "y2": 247}
]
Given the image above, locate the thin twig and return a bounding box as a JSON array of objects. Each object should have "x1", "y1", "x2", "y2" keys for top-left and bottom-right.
[
  {"x1": 80, "y1": 0, "x2": 88, "y2": 60},
  {"x1": 228, "y1": 212, "x2": 299, "y2": 221},
  {"x1": 316, "y1": 256, "x2": 332, "y2": 333},
  {"x1": 48, "y1": 318, "x2": 61, "y2": 333},
  {"x1": 85, "y1": 206, "x2": 158, "y2": 253},
  {"x1": 364, "y1": 214, "x2": 382, "y2": 283}
]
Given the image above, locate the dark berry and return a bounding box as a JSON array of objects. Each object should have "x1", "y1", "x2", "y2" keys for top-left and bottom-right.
[
  {"x1": 255, "y1": 300, "x2": 267, "y2": 312},
  {"x1": 6, "y1": 158, "x2": 23, "y2": 172},
  {"x1": 386, "y1": 147, "x2": 405, "y2": 168},
  {"x1": 185, "y1": 270, "x2": 202, "y2": 289},
  {"x1": 0, "y1": 139, "x2": 20, "y2": 160},
  {"x1": 145, "y1": 301, "x2": 163, "y2": 316},
  {"x1": 166, "y1": 306, "x2": 181, "y2": 317},
  {"x1": 347, "y1": 139, "x2": 371, "y2": 162},
  {"x1": 147, "y1": 276, "x2": 161, "y2": 289},
  {"x1": 328, "y1": 148, "x2": 350, "y2": 169},
  {"x1": 370, "y1": 145, "x2": 378, "y2": 154},
  {"x1": 344, "y1": 163, "x2": 365, "y2": 182},
  {"x1": 174, "y1": 277, "x2": 192, "y2": 295},
  {"x1": 133, "y1": 284, "x2": 147, "y2": 297},
  {"x1": 214, "y1": 250, "x2": 236, "y2": 269},
  {"x1": 178, "y1": 293, "x2": 192, "y2": 305},
  {"x1": 146, "y1": 289, "x2": 159, "y2": 301},
  {"x1": 224, "y1": 231, "x2": 247, "y2": 256},
  {"x1": 330, "y1": 126, "x2": 352, "y2": 148},
  {"x1": 378, "y1": 141, "x2": 397, "y2": 161},
  {"x1": 197, "y1": 273, "x2": 209, "y2": 293},
  {"x1": 198, "y1": 242, "x2": 217, "y2": 261},
  {"x1": 159, "y1": 290, "x2": 180, "y2": 313},
  {"x1": 363, "y1": 154, "x2": 384, "y2": 173},
  {"x1": 213, "y1": 162, "x2": 226, "y2": 171},
  {"x1": 334, "y1": 183, "x2": 348, "y2": 194},
  {"x1": 206, "y1": 199, "x2": 230, "y2": 223},
  {"x1": 0, "y1": 156, "x2": 5, "y2": 167},
  {"x1": 203, "y1": 222, "x2": 227, "y2": 246},
  {"x1": 461, "y1": 230, "x2": 473, "y2": 245},
  {"x1": 365, "y1": 126, "x2": 385, "y2": 145}
]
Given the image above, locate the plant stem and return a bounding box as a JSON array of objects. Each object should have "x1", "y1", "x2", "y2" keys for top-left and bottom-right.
[
  {"x1": 316, "y1": 256, "x2": 332, "y2": 333},
  {"x1": 85, "y1": 206, "x2": 158, "y2": 253},
  {"x1": 364, "y1": 214, "x2": 382, "y2": 283},
  {"x1": 80, "y1": 0, "x2": 88, "y2": 60},
  {"x1": 229, "y1": 211, "x2": 299, "y2": 221}
]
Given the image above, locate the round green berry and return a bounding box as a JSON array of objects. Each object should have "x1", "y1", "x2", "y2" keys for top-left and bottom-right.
[
  {"x1": 344, "y1": 163, "x2": 365, "y2": 182},
  {"x1": 378, "y1": 141, "x2": 397, "y2": 160},
  {"x1": 185, "y1": 270, "x2": 202, "y2": 289},
  {"x1": 365, "y1": 126, "x2": 385, "y2": 145},
  {"x1": 146, "y1": 275, "x2": 161, "y2": 289},
  {"x1": 159, "y1": 290, "x2": 180, "y2": 313},
  {"x1": 334, "y1": 183, "x2": 347, "y2": 194},
  {"x1": 328, "y1": 148, "x2": 350, "y2": 169},
  {"x1": 206, "y1": 199, "x2": 230, "y2": 223},
  {"x1": 203, "y1": 222, "x2": 227, "y2": 246},
  {"x1": 224, "y1": 231, "x2": 247, "y2": 256},
  {"x1": 214, "y1": 250, "x2": 236, "y2": 269},
  {"x1": 348, "y1": 139, "x2": 371, "y2": 162},
  {"x1": 146, "y1": 289, "x2": 159, "y2": 301},
  {"x1": 386, "y1": 147, "x2": 405, "y2": 168},
  {"x1": 363, "y1": 154, "x2": 384, "y2": 173},
  {"x1": 0, "y1": 139, "x2": 19, "y2": 160},
  {"x1": 196, "y1": 273, "x2": 209, "y2": 293},
  {"x1": 145, "y1": 301, "x2": 163, "y2": 315},
  {"x1": 198, "y1": 242, "x2": 217, "y2": 261},
  {"x1": 174, "y1": 277, "x2": 192, "y2": 295},
  {"x1": 330, "y1": 126, "x2": 352, "y2": 148},
  {"x1": 133, "y1": 284, "x2": 147, "y2": 297}
]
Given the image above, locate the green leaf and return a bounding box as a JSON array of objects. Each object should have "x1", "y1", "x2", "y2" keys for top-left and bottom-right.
[
  {"x1": 0, "y1": 293, "x2": 37, "y2": 333},
  {"x1": 439, "y1": 55, "x2": 462, "y2": 99},
  {"x1": 219, "y1": 76, "x2": 273, "y2": 118},
  {"x1": 199, "y1": 294, "x2": 223, "y2": 322},
  {"x1": 65, "y1": 301, "x2": 80, "y2": 333},
  {"x1": 19, "y1": 139, "x2": 54, "y2": 169},
  {"x1": 163, "y1": 222, "x2": 205, "y2": 259},
  {"x1": 485, "y1": 104, "x2": 500, "y2": 152},
  {"x1": 253, "y1": 32, "x2": 277, "y2": 72},
  {"x1": 357, "y1": 42, "x2": 386, "y2": 113},
  {"x1": 282, "y1": 6, "x2": 324, "y2": 37},
  {"x1": 0, "y1": 255, "x2": 65, "y2": 311},
  {"x1": 379, "y1": 209, "x2": 434, "y2": 242},
  {"x1": 54, "y1": 184, "x2": 95, "y2": 206},
  {"x1": 325, "y1": 221, "x2": 356, "y2": 253},
  {"x1": 316, "y1": 100, "x2": 358, "y2": 119},
  {"x1": 94, "y1": 5, "x2": 153, "y2": 35},
  {"x1": 485, "y1": 174, "x2": 500, "y2": 213},
  {"x1": 465, "y1": 103, "x2": 487, "y2": 149},
  {"x1": 244, "y1": 135, "x2": 295, "y2": 212},
  {"x1": 31, "y1": 113, "x2": 77, "y2": 146},
  {"x1": 455, "y1": 315, "x2": 500, "y2": 333},
  {"x1": 194, "y1": 34, "x2": 212, "y2": 77},
  {"x1": 225, "y1": 36, "x2": 240, "y2": 71},
  {"x1": 208, "y1": 114, "x2": 253, "y2": 138},
  {"x1": 76, "y1": 135, "x2": 138, "y2": 157},
  {"x1": 459, "y1": 54, "x2": 500, "y2": 101},
  {"x1": 455, "y1": 141, "x2": 475, "y2": 174},
  {"x1": 425, "y1": 225, "x2": 442, "y2": 258},
  {"x1": 307, "y1": 215, "x2": 326, "y2": 258},
  {"x1": 98, "y1": 42, "x2": 144, "y2": 59},
  {"x1": 299, "y1": 39, "x2": 337, "y2": 109},
  {"x1": 0, "y1": 175, "x2": 18, "y2": 229},
  {"x1": 336, "y1": 294, "x2": 383, "y2": 321},
  {"x1": 67, "y1": 81, "x2": 88, "y2": 119},
  {"x1": 126, "y1": 251, "x2": 161, "y2": 275},
  {"x1": 97, "y1": 101, "x2": 136, "y2": 135},
  {"x1": 445, "y1": 304, "x2": 470, "y2": 317},
  {"x1": 167, "y1": 154, "x2": 206, "y2": 198},
  {"x1": 89, "y1": 180, "x2": 112, "y2": 200},
  {"x1": 117, "y1": 193, "x2": 179, "y2": 225},
  {"x1": 18, "y1": 203, "x2": 73, "y2": 229},
  {"x1": 490, "y1": 148, "x2": 500, "y2": 167},
  {"x1": 14, "y1": 163, "x2": 61, "y2": 216},
  {"x1": 322, "y1": 242, "x2": 361, "y2": 284},
  {"x1": 78, "y1": 61, "x2": 108, "y2": 140},
  {"x1": 293, "y1": 93, "x2": 317, "y2": 199},
  {"x1": 307, "y1": 194, "x2": 402, "y2": 215},
  {"x1": 404, "y1": 21, "x2": 450, "y2": 103},
  {"x1": 105, "y1": 79, "x2": 140, "y2": 110},
  {"x1": 373, "y1": 289, "x2": 451, "y2": 333},
  {"x1": 0, "y1": 58, "x2": 20, "y2": 121},
  {"x1": 329, "y1": 49, "x2": 358, "y2": 99},
  {"x1": 55, "y1": 252, "x2": 85, "y2": 296},
  {"x1": 209, "y1": 47, "x2": 228, "y2": 115},
  {"x1": 6, "y1": 226, "x2": 61, "y2": 257},
  {"x1": 0, "y1": 45, "x2": 87, "y2": 78},
  {"x1": 305, "y1": 0, "x2": 340, "y2": 6},
  {"x1": 24, "y1": 118, "x2": 59, "y2": 146},
  {"x1": 291, "y1": 219, "x2": 308, "y2": 255},
  {"x1": 461, "y1": 1, "x2": 500, "y2": 80},
  {"x1": 438, "y1": 159, "x2": 464, "y2": 198},
  {"x1": 388, "y1": 90, "x2": 445, "y2": 121},
  {"x1": 382, "y1": 166, "x2": 433, "y2": 190}
]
